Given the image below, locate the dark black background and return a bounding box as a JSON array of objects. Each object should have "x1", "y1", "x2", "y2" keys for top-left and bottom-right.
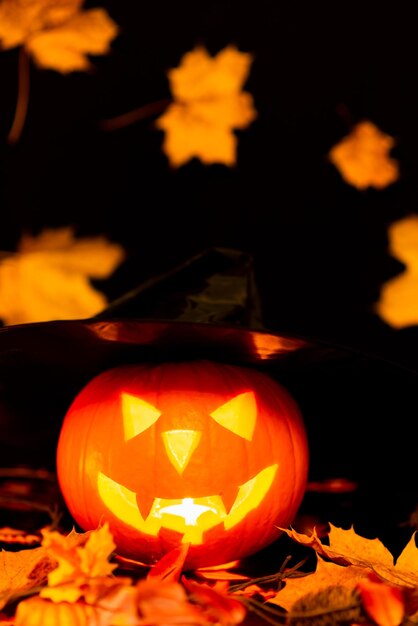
[
  {"x1": 0, "y1": 2, "x2": 417, "y2": 551},
  {"x1": 2, "y1": 2, "x2": 418, "y2": 360}
]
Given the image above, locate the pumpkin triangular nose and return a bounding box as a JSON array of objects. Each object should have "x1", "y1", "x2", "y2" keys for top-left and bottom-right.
[{"x1": 162, "y1": 430, "x2": 201, "y2": 474}]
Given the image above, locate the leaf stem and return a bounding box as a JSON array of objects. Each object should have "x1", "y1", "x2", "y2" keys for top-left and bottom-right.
[
  {"x1": 99, "y1": 99, "x2": 171, "y2": 131},
  {"x1": 8, "y1": 47, "x2": 31, "y2": 145}
]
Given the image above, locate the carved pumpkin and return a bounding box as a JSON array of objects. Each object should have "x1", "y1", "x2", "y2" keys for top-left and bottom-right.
[{"x1": 56, "y1": 360, "x2": 309, "y2": 569}]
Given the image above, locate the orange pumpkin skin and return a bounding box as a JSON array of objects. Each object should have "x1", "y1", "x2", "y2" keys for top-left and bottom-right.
[{"x1": 56, "y1": 360, "x2": 309, "y2": 569}]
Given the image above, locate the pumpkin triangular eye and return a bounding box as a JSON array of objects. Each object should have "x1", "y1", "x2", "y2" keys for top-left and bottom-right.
[
  {"x1": 210, "y1": 391, "x2": 257, "y2": 440},
  {"x1": 122, "y1": 393, "x2": 161, "y2": 440}
]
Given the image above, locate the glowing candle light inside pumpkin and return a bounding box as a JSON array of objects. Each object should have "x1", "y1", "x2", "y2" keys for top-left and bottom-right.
[{"x1": 159, "y1": 498, "x2": 216, "y2": 525}]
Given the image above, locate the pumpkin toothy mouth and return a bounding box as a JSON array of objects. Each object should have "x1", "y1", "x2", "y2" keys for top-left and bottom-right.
[{"x1": 97, "y1": 464, "x2": 278, "y2": 544}]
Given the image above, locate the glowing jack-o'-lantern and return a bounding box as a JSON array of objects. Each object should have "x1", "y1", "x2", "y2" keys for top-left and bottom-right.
[{"x1": 56, "y1": 360, "x2": 309, "y2": 569}]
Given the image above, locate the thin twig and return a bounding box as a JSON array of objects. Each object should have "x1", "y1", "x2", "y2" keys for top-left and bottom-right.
[
  {"x1": 229, "y1": 556, "x2": 311, "y2": 593},
  {"x1": 8, "y1": 47, "x2": 31, "y2": 145},
  {"x1": 99, "y1": 99, "x2": 171, "y2": 131}
]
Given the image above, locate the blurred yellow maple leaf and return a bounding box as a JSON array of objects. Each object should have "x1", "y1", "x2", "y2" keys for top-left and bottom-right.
[
  {"x1": 328, "y1": 120, "x2": 399, "y2": 189},
  {"x1": 40, "y1": 523, "x2": 118, "y2": 603},
  {"x1": 0, "y1": 227, "x2": 125, "y2": 325},
  {"x1": 156, "y1": 45, "x2": 257, "y2": 167},
  {"x1": 376, "y1": 215, "x2": 418, "y2": 328},
  {"x1": 0, "y1": 0, "x2": 119, "y2": 72}
]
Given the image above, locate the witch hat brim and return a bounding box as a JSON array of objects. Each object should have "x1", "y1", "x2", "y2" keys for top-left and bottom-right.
[
  {"x1": 0, "y1": 247, "x2": 353, "y2": 381},
  {"x1": 0, "y1": 247, "x2": 416, "y2": 510}
]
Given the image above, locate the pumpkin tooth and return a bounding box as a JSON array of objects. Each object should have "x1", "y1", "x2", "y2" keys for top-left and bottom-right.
[
  {"x1": 136, "y1": 492, "x2": 155, "y2": 520},
  {"x1": 221, "y1": 483, "x2": 240, "y2": 514}
]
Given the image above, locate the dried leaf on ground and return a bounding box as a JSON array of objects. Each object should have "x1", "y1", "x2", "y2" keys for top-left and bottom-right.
[
  {"x1": 135, "y1": 577, "x2": 208, "y2": 625},
  {"x1": 281, "y1": 524, "x2": 418, "y2": 587},
  {"x1": 156, "y1": 45, "x2": 257, "y2": 167},
  {"x1": 182, "y1": 578, "x2": 246, "y2": 626},
  {"x1": 0, "y1": 227, "x2": 125, "y2": 325},
  {"x1": 289, "y1": 585, "x2": 362, "y2": 626},
  {"x1": 269, "y1": 557, "x2": 367, "y2": 611},
  {"x1": 0, "y1": 546, "x2": 56, "y2": 609},
  {"x1": 194, "y1": 569, "x2": 249, "y2": 582},
  {"x1": 265, "y1": 526, "x2": 417, "y2": 626},
  {"x1": 328, "y1": 120, "x2": 399, "y2": 189},
  {"x1": 375, "y1": 214, "x2": 418, "y2": 328},
  {"x1": 147, "y1": 543, "x2": 190, "y2": 582},
  {"x1": 1, "y1": 522, "x2": 249, "y2": 626},
  {"x1": 190, "y1": 559, "x2": 248, "y2": 583},
  {"x1": 3, "y1": 521, "x2": 418, "y2": 626},
  {"x1": 40, "y1": 523, "x2": 117, "y2": 603},
  {"x1": 15, "y1": 525, "x2": 137, "y2": 625},
  {"x1": 0, "y1": 0, "x2": 119, "y2": 72}
]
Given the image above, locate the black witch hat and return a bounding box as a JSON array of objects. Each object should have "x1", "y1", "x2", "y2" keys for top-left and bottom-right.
[{"x1": 0, "y1": 247, "x2": 416, "y2": 541}]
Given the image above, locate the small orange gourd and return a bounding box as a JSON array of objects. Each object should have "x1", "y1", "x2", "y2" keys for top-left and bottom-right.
[{"x1": 56, "y1": 360, "x2": 309, "y2": 569}]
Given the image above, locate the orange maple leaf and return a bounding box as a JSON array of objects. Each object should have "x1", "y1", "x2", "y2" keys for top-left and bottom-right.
[
  {"x1": 0, "y1": 0, "x2": 119, "y2": 72},
  {"x1": 14, "y1": 524, "x2": 139, "y2": 624},
  {"x1": 281, "y1": 524, "x2": 418, "y2": 588},
  {"x1": 328, "y1": 120, "x2": 399, "y2": 189},
  {"x1": 0, "y1": 544, "x2": 55, "y2": 610},
  {"x1": 264, "y1": 526, "x2": 418, "y2": 626},
  {"x1": 375, "y1": 214, "x2": 418, "y2": 328},
  {"x1": 156, "y1": 45, "x2": 257, "y2": 167},
  {"x1": 0, "y1": 227, "x2": 125, "y2": 325},
  {"x1": 268, "y1": 557, "x2": 368, "y2": 611},
  {"x1": 4, "y1": 523, "x2": 248, "y2": 626},
  {"x1": 40, "y1": 523, "x2": 118, "y2": 603}
]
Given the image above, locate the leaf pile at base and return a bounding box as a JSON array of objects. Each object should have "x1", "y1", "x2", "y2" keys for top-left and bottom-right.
[{"x1": 0, "y1": 522, "x2": 416, "y2": 626}]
